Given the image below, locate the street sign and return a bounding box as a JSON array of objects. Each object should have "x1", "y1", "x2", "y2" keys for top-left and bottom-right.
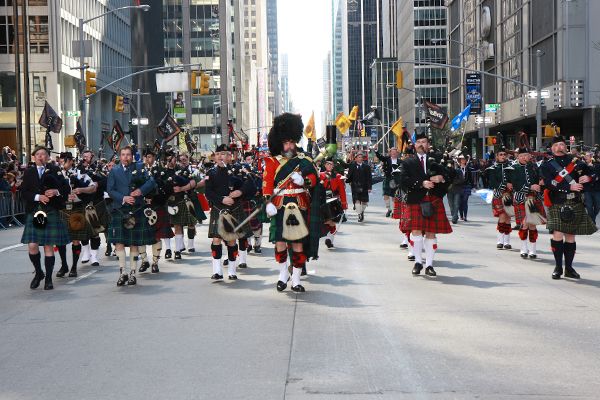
[
  {"x1": 465, "y1": 73, "x2": 482, "y2": 115},
  {"x1": 527, "y1": 90, "x2": 550, "y2": 99},
  {"x1": 485, "y1": 104, "x2": 499, "y2": 112},
  {"x1": 72, "y1": 40, "x2": 92, "y2": 58},
  {"x1": 66, "y1": 111, "x2": 81, "y2": 117}
]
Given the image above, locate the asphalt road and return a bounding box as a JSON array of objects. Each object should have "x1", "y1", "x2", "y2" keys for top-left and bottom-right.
[{"x1": 1, "y1": 184, "x2": 599, "y2": 400}]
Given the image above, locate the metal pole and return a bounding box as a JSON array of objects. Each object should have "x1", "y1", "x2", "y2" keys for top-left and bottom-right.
[
  {"x1": 136, "y1": 88, "x2": 141, "y2": 145},
  {"x1": 21, "y1": 0, "x2": 31, "y2": 158},
  {"x1": 536, "y1": 50, "x2": 544, "y2": 151},
  {"x1": 13, "y1": 0, "x2": 23, "y2": 160},
  {"x1": 79, "y1": 18, "x2": 87, "y2": 148},
  {"x1": 480, "y1": 52, "x2": 486, "y2": 160}
]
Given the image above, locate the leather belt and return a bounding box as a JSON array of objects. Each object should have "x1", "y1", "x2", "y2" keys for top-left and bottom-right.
[{"x1": 276, "y1": 188, "x2": 306, "y2": 196}]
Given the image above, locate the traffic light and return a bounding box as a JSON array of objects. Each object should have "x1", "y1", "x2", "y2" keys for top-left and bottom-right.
[
  {"x1": 115, "y1": 95, "x2": 124, "y2": 113},
  {"x1": 486, "y1": 136, "x2": 497, "y2": 146},
  {"x1": 85, "y1": 70, "x2": 96, "y2": 96},
  {"x1": 200, "y1": 72, "x2": 210, "y2": 95},
  {"x1": 395, "y1": 70, "x2": 403, "y2": 89},
  {"x1": 190, "y1": 71, "x2": 199, "y2": 96}
]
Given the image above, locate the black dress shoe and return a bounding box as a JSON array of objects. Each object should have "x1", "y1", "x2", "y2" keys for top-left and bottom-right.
[
  {"x1": 91, "y1": 261, "x2": 99, "y2": 267},
  {"x1": 56, "y1": 266, "x2": 69, "y2": 278},
  {"x1": 139, "y1": 261, "x2": 150, "y2": 273},
  {"x1": 520, "y1": 253, "x2": 528, "y2": 259},
  {"x1": 277, "y1": 280, "x2": 287, "y2": 292},
  {"x1": 400, "y1": 244, "x2": 408, "y2": 249},
  {"x1": 503, "y1": 244, "x2": 512, "y2": 250},
  {"x1": 68, "y1": 267, "x2": 77, "y2": 278},
  {"x1": 44, "y1": 278, "x2": 54, "y2": 290},
  {"x1": 228, "y1": 275, "x2": 238, "y2": 280},
  {"x1": 105, "y1": 246, "x2": 112, "y2": 257},
  {"x1": 497, "y1": 243, "x2": 504, "y2": 249},
  {"x1": 452, "y1": 219, "x2": 458, "y2": 224},
  {"x1": 223, "y1": 259, "x2": 229, "y2": 266},
  {"x1": 211, "y1": 273, "x2": 223, "y2": 280},
  {"x1": 187, "y1": 248, "x2": 195, "y2": 253},
  {"x1": 564, "y1": 267, "x2": 580, "y2": 279},
  {"x1": 253, "y1": 246, "x2": 262, "y2": 254},
  {"x1": 117, "y1": 273, "x2": 129, "y2": 286},
  {"x1": 164, "y1": 249, "x2": 172, "y2": 259},
  {"x1": 408, "y1": 255, "x2": 416, "y2": 261},
  {"x1": 412, "y1": 263, "x2": 423, "y2": 275},
  {"x1": 151, "y1": 263, "x2": 159, "y2": 273},
  {"x1": 127, "y1": 272, "x2": 137, "y2": 286},
  {"x1": 174, "y1": 251, "x2": 182, "y2": 260},
  {"x1": 528, "y1": 254, "x2": 537, "y2": 259},
  {"x1": 291, "y1": 284, "x2": 305, "y2": 292},
  {"x1": 238, "y1": 263, "x2": 247, "y2": 269},
  {"x1": 301, "y1": 266, "x2": 307, "y2": 276},
  {"x1": 30, "y1": 273, "x2": 45, "y2": 289},
  {"x1": 358, "y1": 213, "x2": 364, "y2": 222},
  {"x1": 552, "y1": 266, "x2": 563, "y2": 280},
  {"x1": 325, "y1": 239, "x2": 334, "y2": 249},
  {"x1": 385, "y1": 210, "x2": 392, "y2": 218},
  {"x1": 425, "y1": 266, "x2": 437, "y2": 277}
]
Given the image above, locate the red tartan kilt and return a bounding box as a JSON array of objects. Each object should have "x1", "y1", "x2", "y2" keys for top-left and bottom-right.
[
  {"x1": 154, "y1": 207, "x2": 174, "y2": 240},
  {"x1": 492, "y1": 197, "x2": 506, "y2": 217},
  {"x1": 392, "y1": 197, "x2": 402, "y2": 219},
  {"x1": 515, "y1": 198, "x2": 547, "y2": 225},
  {"x1": 400, "y1": 196, "x2": 453, "y2": 234},
  {"x1": 197, "y1": 194, "x2": 210, "y2": 212}
]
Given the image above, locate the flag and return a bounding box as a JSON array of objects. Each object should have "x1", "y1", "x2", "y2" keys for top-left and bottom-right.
[
  {"x1": 38, "y1": 101, "x2": 63, "y2": 133},
  {"x1": 399, "y1": 128, "x2": 411, "y2": 153},
  {"x1": 356, "y1": 119, "x2": 365, "y2": 137},
  {"x1": 304, "y1": 112, "x2": 315, "y2": 140},
  {"x1": 335, "y1": 112, "x2": 352, "y2": 134},
  {"x1": 108, "y1": 120, "x2": 125, "y2": 152},
  {"x1": 348, "y1": 105, "x2": 359, "y2": 121},
  {"x1": 74, "y1": 118, "x2": 86, "y2": 153},
  {"x1": 424, "y1": 100, "x2": 449, "y2": 129},
  {"x1": 450, "y1": 104, "x2": 472, "y2": 132},
  {"x1": 390, "y1": 117, "x2": 404, "y2": 139},
  {"x1": 411, "y1": 131, "x2": 417, "y2": 144},
  {"x1": 185, "y1": 132, "x2": 196, "y2": 153},
  {"x1": 157, "y1": 112, "x2": 181, "y2": 142}
]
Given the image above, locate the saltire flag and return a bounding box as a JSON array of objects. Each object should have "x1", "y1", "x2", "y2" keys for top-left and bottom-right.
[
  {"x1": 390, "y1": 117, "x2": 404, "y2": 140},
  {"x1": 411, "y1": 131, "x2": 417, "y2": 144},
  {"x1": 108, "y1": 120, "x2": 125, "y2": 152},
  {"x1": 450, "y1": 104, "x2": 472, "y2": 132},
  {"x1": 334, "y1": 112, "x2": 352, "y2": 134},
  {"x1": 157, "y1": 112, "x2": 181, "y2": 142},
  {"x1": 348, "y1": 105, "x2": 359, "y2": 122},
  {"x1": 304, "y1": 112, "x2": 315, "y2": 140},
  {"x1": 74, "y1": 118, "x2": 86, "y2": 153}
]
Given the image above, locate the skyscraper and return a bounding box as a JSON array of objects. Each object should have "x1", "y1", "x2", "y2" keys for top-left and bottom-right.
[{"x1": 266, "y1": 0, "x2": 280, "y2": 117}]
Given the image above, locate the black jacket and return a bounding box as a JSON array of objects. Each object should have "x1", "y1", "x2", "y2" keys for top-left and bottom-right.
[
  {"x1": 400, "y1": 153, "x2": 454, "y2": 204},
  {"x1": 20, "y1": 164, "x2": 71, "y2": 213},
  {"x1": 346, "y1": 162, "x2": 372, "y2": 200},
  {"x1": 375, "y1": 151, "x2": 400, "y2": 178}
]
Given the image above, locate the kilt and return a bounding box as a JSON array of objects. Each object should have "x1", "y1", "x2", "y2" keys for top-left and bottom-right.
[
  {"x1": 107, "y1": 207, "x2": 156, "y2": 246},
  {"x1": 382, "y1": 177, "x2": 394, "y2": 197},
  {"x1": 270, "y1": 197, "x2": 311, "y2": 243},
  {"x1": 153, "y1": 207, "x2": 174, "y2": 240},
  {"x1": 60, "y1": 204, "x2": 95, "y2": 242},
  {"x1": 514, "y1": 198, "x2": 546, "y2": 226},
  {"x1": 90, "y1": 200, "x2": 109, "y2": 236},
  {"x1": 21, "y1": 209, "x2": 71, "y2": 246},
  {"x1": 208, "y1": 203, "x2": 252, "y2": 240},
  {"x1": 242, "y1": 199, "x2": 263, "y2": 232},
  {"x1": 169, "y1": 198, "x2": 198, "y2": 226},
  {"x1": 392, "y1": 197, "x2": 402, "y2": 219},
  {"x1": 547, "y1": 200, "x2": 597, "y2": 236},
  {"x1": 400, "y1": 196, "x2": 453, "y2": 234},
  {"x1": 492, "y1": 197, "x2": 506, "y2": 218}
]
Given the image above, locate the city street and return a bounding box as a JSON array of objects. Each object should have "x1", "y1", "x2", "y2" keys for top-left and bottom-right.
[{"x1": 1, "y1": 183, "x2": 599, "y2": 400}]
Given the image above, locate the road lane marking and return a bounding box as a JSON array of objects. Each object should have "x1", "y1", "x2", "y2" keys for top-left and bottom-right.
[
  {"x1": 66, "y1": 270, "x2": 98, "y2": 284},
  {"x1": 0, "y1": 243, "x2": 24, "y2": 253}
]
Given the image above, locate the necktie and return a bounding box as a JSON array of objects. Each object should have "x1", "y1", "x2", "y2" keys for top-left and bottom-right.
[
  {"x1": 38, "y1": 167, "x2": 44, "y2": 178},
  {"x1": 420, "y1": 156, "x2": 425, "y2": 172}
]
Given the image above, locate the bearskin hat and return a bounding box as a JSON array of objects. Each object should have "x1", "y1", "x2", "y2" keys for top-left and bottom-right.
[
  {"x1": 552, "y1": 135, "x2": 567, "y2": 144},
  {"x1": 268, "y1": 113, "x2": 304, "y2": 156}
]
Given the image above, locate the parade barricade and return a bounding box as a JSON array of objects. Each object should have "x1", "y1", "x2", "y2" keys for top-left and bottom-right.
[
  {"x1": 0, "y1": 190, "x2": 24, "y2": 229},
  {"x1": 11, "y1": 190, "x2": 25, "y2": 227}
]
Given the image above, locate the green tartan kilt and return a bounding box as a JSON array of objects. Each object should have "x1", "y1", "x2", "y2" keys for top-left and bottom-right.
[
  {"x1": 547, "y1": 200, "x2": 597, "y2": 236},
  {"x1": 107, "y1": 207, "x2": 157, "y2": 246},
  {"x1": 169, "y1": 200, "x2": 198, "y2": 226},
  {"x1": 60, "y1": 203, "x2": 95, "y2": 242},
  {"x1": 208, "y1": 203, "x2": 252, "y2": 239},
  {"x1": 21, "y1": 209, "x2": 71, "y2": 246},
  {"x1": 382, "y1": 177, "x2": 394, "y2": 197},
  {"x1": 269, "y1": 198, "x2": 312, "y2": 243}
]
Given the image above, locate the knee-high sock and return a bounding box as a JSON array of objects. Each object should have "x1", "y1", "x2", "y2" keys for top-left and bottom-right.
[
  {"x1": 163, "y1": 238, "x2": 171, "y2": 250},
  {"x1": 384, "y1": 197, "x2": 391, "y2": 210},
  {"x1": 227, "y1": 244, "x2": 238, "y2": 276},
  {"x1": 424, "y1": 238, "x2": 436, "y2": 267},
  {"x1": 528, "y1": 229, "x2": 538, "y2": 255},
  {"x1": 412, "y1": 235, "x2": 424, "y2": 264},
  {"x1": 291, "y1": 252, "x2": 307, "y2": 286},
  {"x1": 361, "y1": 202, "x2": 368, "y2": 212},
  {"x1": 44, "y1": 256, "x2": 55, "y2": 277},
  {"x1": 407, "y1": 233, "x2": 414, "y2": 257},
  {"x1": 564, "y1": 242, "x2": 576, "y2": 270},
  {"x1": 57, "y1": 245, "x2": 68, "y2": 267},
  {"x1": 129, "y1": 247, "x2": 138, "y2": 272},
  {"x1": 550, "y1": 240, "x2": 564, "y2": 269},
  {"x1": 152, "y1": 242, "x2": 162, "y2": 264},
  {"x1": 275, "y1": 249, "x2": 289, "y2": 282},
  {"x1": 291, "y1": 266, "x2": 302, "y2": 287},
  {"x1": 187, "y1": 227, "x2": 196, "y2": 249},
  {"x1": 174, "y1": 234, "x2": 184, "y2": 252},
  {"x1": 90, "y1": 237, "x2": 101, "y2": 263},
  {"x1": 80, "y1": 243, "x2": 90, "y2": 261},
  {"x1": 211, "y1": 244, "x2": 223, "y2": 275},
  {"x1": 29, "y1": 252, "x2": 43, "y2": 275},
  {"x1": 252, "y1": 229, "x2": 262, "y2": 247},
  {"x1": 401, "y1": 232, "x2": 408, "y2": 246},
  {"x1": 138, "y1": 245, "x2": 148, "y2": 262},
  {"x1": 116, "y1": 249, "x2": 126, "y2": 272},
  {"x1": 71, "y1": 244, "x2": 82, "y2": 269},
  {"x1": 238, "y1": 239, "x2": 248, "y2": 265}
]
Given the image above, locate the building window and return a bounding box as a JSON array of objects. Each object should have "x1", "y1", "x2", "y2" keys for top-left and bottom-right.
[{"x1": 28, "y1": 15, "x2": 49, "y2": 54}]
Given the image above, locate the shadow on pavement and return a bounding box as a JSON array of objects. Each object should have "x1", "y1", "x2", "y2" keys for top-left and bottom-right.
[
  {"x1": 572, "y1": 278, "x2": 600, "y2": 288},
  {"x1": 288, "y1": 290, "x2": 369, "y2": 308},
  {"x1": 306, "y1": 274, "x2": 361, "y2": 287},
  {"x1": 329, "y1": 247, "x2": 369, "y2": 254},
  {"x1": 434, "y1": 260, "x2": 482, "y2": 269},
  {"x1": 428, "y1": 274, "x2": 519, "y2": 289},
  {"x1": 221, "y1": 277, "x2": 273, "y2": 291}
]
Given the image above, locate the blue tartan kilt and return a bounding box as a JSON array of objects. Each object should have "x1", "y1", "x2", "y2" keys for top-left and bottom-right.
[
  {"x1": 107, "y1": 207, "x2": 157, "y2": 246},
  {"x1": 21, "y1": 209, "x2": 71, "y2": 246}
]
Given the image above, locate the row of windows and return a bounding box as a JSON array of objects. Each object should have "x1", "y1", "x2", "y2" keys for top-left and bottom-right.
[
  {"x1": 0, "y1": 0, "x2": 47, "y2": 5},
  {"x1": 414, "y1": 8, "x2": 446, "y2": 27},
  {"x1": 414, "y1": 0, "x2": 445, "y2": 7}
]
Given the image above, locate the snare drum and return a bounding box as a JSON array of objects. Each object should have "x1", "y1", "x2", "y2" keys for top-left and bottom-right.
[{"x1": 320, "y1": 197, "x2": 344, "y2": 222}]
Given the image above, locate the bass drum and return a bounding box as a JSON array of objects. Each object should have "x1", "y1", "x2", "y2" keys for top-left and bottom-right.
[{"x1": 320, "y1": 197, "x2": 344, "y2": 223}]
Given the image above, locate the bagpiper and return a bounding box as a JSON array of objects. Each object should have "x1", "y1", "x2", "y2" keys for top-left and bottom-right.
[
  {"x1": 374, "y1": 147, "x2": 400, "y2": 218},
  {"x1": 399, "y1": 133, "x2": 454, "y2": 277},
  {"x1": 106, "y1": 146, "x2": 157, "y2": 286},
  {"x1": 263, "y1": 113, "x2": 321, "y2": 292},
  {"x1": 509, "y1": 147, "x2": 547, "y2": 259},
  {"x1": 319, "y1": 158, "x2": 348, "y2": 249},
  {"x1": 204, "y1": 144, "x2": 256, "y2": 280},
  {"x1": 20, "y1": 145, "x2": 72, "y2": 290},
  {"x1": 346, "y1": 152, "x2": 372, "y2": 222},
  {"x1": 484, "y1": 146, "x2": 514, "y2": 250},
  {"x1": 540, "y1": 135, "x2": 597, "y2": 280}
]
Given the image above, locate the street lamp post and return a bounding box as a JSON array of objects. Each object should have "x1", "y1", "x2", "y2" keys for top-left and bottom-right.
[
  {"x1": 78, "y1": 4, "x2": 150, "y2": 147},
  {"x1": 535, "y1": 50, "x2": 545, "y2": 151}
]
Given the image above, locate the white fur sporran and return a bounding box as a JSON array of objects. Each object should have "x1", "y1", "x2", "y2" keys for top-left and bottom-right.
[
  {"x1": 524, "y1": 198, "x2": 547, "y2": 226},
  {"x1": 282, "y1": 203, "x2": 309, "y2": 241}
]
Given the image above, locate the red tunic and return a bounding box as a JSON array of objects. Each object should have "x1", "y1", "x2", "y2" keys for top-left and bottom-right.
[{"x1": 319, "y1": 171, "x2": 348, "y2": 210}]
